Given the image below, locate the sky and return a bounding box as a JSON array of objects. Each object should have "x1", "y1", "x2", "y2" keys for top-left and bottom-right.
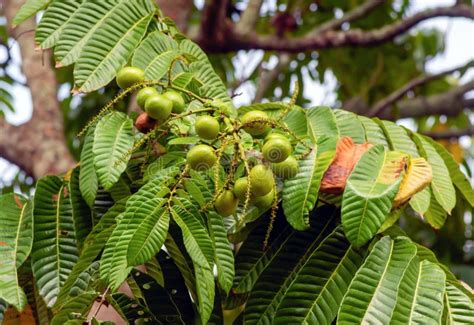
[{"x1": 1, "y1": 0, "x2": 473, "y2": 182}]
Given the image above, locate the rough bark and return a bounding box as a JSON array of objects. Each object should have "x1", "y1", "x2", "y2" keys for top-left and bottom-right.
[{"x1": 1, "y1": 0, "x2": 75, "y2": 179}]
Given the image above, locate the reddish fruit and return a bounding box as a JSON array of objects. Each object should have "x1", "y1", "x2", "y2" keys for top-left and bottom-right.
[{"x1": 135, "y1": 112, "x2": 157, "y2": 133}]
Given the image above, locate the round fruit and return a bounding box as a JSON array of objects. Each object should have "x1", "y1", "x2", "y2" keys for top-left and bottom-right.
[
  {"x1": 254, "y1": 189, "x2": 275, "y2": 210},
  {"x1": 265, "y1": 132, "x2": 288, "y2": 143},
  {"x1": 116, "y1": 67, "x2": 145, "y2": 89},
  {"x1": 195, "y1": 115, "x2": 220, "y2": 140},
  {"x1": 164, "y1": 91, "x2": 186, "y2": 113},
  {"x1": 234, "y1": 177, "x2": 251, "y2": 201},
  {"x1": 272, "y1": 156, "x2": 299, "y2": 179},
  {"x1": 241, "y1": 110, "x2": 269, "y2": 136},
  {"x1": 145, "y1": 94, "x2": 173, "y2": 121},
  {"x1": 252, "y1": 127, "x2": 271, "y2": 139},
  {"x1": 186, "y1": 144, "x2": 217, "y2": 170},
  {"x1": 214, "y1": 190, "x2": 239, "y2": 217},
  {"x1": 249, "y1": 165, "x2": 274, "y2": 196},
  {"x1": 263, "y1": 138, "x2": 292, "y2": 163},
  {"x1": 135, "y1": 112, "x2": 157, "y2": 133},
  {"x1": 137, "y1": 87, "x2": 159, "y2": 108}
]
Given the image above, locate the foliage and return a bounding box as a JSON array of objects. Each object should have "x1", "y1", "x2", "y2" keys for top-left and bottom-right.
[{"x1": 1, "y1": 0, "x2": 473, "y2": 324}]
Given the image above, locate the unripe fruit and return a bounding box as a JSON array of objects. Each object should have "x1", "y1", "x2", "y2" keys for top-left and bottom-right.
[
  {"x1": 195, "y1": 115, "x2": 220, "y2": 140},
  {"x1": 263, "y1": 137, "x2": 292, "y2": 163},
  {"x1": 214, "y1": 190, "x2": 239, "y2": 217},
  {"x1": 137, "y1": 87, "x2": 159, "y2": 108},
  {"x1": 145, "y1": 94, "x2": 173, "y2": 121},
  {"x1": 163, "y1": 91, "x2": 186, "y2": 113},
  {"x1": 135, "y1": 112, "x2": 157, "y2": 133},
  {"x1": 254, "y1": 189, "x2": 275, "y2": 210},
  {"x1": 265, "y1": 132, "x2": 288, "y2": 143},
  {"x1": 272, "y1": 156, "x2": 299, "y2": 179},
  {"x1": 234, "y1": 177, "x2": 251, "y2": 201},
  {"x1": 116, "y1": 67, "x2": 145, "y2": 89},
  {"x1": 241, "y1": 110, "x2": 269, "y2": 136},
  {"x1": 186, "y1": 144, "x2": 217, "y2": 170},
  {"x1": 249, "y1": 165, "x2": 274, "y2": 196}
]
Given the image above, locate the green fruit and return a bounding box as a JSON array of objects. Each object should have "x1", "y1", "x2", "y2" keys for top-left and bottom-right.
[
  {"x1": 234, "y1": 177, "x2": 251, "y2": 201},
  {"x1": 272, "y1": 156, "x2": 299, "y2": 179},
  {"x1": 241, "y1": 110, "x2": 269, "y2": 136},
  {"x1": 254, "y1": 189, "x2": 275, "y2": 210},
  {"x1": 116, "y1": 67, "x2": 145, "y2": 89},
  {"x1": 136, "y1": 87, "x2": 159, "y2": 108},
  {"x1": 164, "y1": 90, "x2": 186, "y2": 113},
  {"x1": 145, "y1": 94, "x2": 173, "y2": 121},
  {"x1": 195, "y1": 115, "x2": 220, "y2": 140},
  {"x1": 186, "y1": 144, "x2": 217, "y2": 170},
  {"x1": 252, "y1": 127, "x2": 271, "y2": 139},
  {"x1": 265, "y1": 132, "x2": 288, "y2": 143},
  {"x1": 249, "y1": 165, "x2": 274, "y2": 196},
  {"x1": 214, "y1": 190, "x2": 239, "y2": 217},
  {"x1": 262, "y1": 138, "x2": 292, "y2": 163}
]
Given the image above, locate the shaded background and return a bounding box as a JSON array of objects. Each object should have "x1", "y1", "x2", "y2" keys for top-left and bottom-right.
[{"x1": 1, "y1": 0, "x2": 473, "y2": 285}]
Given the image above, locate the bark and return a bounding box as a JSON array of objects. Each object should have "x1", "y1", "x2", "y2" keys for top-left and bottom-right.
[
  {"x1": 198, "y1": 4, "x2": 474, "y2": 52},
  {"x1": 1, "y1": 0, "x2": 75, "y2": 179}
]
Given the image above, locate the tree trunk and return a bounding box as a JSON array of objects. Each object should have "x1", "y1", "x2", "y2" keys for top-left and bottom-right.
[{"x1": 1, "y1": 0, "x2": 76, "y2": 179}]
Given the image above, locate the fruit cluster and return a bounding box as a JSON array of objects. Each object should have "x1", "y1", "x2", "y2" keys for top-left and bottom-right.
[{"x1": 116, "y1": 67, "x2": 300, "y2": 218}]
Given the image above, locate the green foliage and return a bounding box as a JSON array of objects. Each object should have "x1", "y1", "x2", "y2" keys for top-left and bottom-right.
[{"x1": 3, "y1": 1, "x2": 473, "y2": 323}]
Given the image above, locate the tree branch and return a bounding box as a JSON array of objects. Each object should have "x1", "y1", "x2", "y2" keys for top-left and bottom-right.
[
  {"x1": 235, "y1": 0, "x2": 264, "y2": 35},
  {"x1": 197, "y1": 0, "x2": 229, "y2": 47},
  {"x1": 156, "y1": 0, "x2": 193, "y2": 32},
  {"x1": 379, "y1": 80, "x2": 474, "y2": 120},
  {"x1": 313, "y1": 0, "x2": 384, "y2": 33},
  {"x1": 422, "y1": 126, "x2": 474, "y2": 140},
  {"x1": 254, "y1": 53, "x2": 291, "y2": 103},
  {"x1": 1, "y1": 0, "x2": 75, "y2": 179},
  {"x1": 210, "y1": 4, "x2": 474, "y2": 52},
  {"x1": 368, "y1": 60, "x2": 474, "y2": 117}
]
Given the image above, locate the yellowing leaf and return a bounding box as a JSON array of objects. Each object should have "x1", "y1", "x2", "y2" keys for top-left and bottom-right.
[{"x1": 393, "y1": 157, "x2": 432, "y2": 208}]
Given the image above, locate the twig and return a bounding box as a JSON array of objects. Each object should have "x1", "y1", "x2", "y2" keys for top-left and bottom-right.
[{"x1": 368, "y1": 60, "x2": 474, "y2": 117}]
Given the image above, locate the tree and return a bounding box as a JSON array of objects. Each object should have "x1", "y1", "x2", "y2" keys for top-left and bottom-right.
[{"x1": 0, "y1": 0, "x2": 473, "y2": 324}]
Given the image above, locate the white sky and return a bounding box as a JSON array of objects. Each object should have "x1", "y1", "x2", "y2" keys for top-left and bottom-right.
[{"x1": 1, "y1": 0, "x2": 473, "y2": 181}]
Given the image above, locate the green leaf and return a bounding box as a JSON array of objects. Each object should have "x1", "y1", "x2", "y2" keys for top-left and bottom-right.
[
  {"x1": 51, "y1": 292, "x2": 98, "y2": 325},
  {"x1": 377, "y1": 120, "x2": 419, "y2": 157},
  {"x1": 35, "y1": 1, "x2": 83, "y2": 49},
  {"x1": 271, "y1": 227, "x2": 366, "y2": 325},
  {"x1": 207, "y1": 211, "x2": 234, "y2": 294},
  {"x1": 0, "y1": 194, "x2": 30, "y2": 310},
  {"x1": 282, "y1": 136, "x2": 337, "y2": 230},
  {"x1": 100, "y1": 169, "x2": 178, "y2": 288},
  {"x1": 32, "y1": 176, "x2": 79, "y2": 307},
  {"x1": 333, "y1": 109, "x2": 365, "y2": 144},
  {"x1": 54, "y1": 0, "x2": 124, "y2": 67},
  {"x1": 412, "y1": 134, "x2": 456, "y2": 214},
  {"x1": 126, "y1": 202, "x2": 170, "y2": 266},
  {"x1": 342, "y1": 146, "x2": 406, "y2": 247},
  {"x1": 391, "y1": 259, "x2": 446, "y2": 324},
  {"x1": 74, "y1": 0, "x2": 154, "y2": 92},
  {"x1": 424, "y1": 189, "x2": 448, "y2": 229},
  {"x1": 13, "y1": 0, "x2": 51, "y2": 27},
  {"x1": 337, "y1": 236, "x2": 417, "y2": 324},
  {"x1": 409, "y1": 186, "x2": 431, "y2": 216},
  {"x1": 359, "y1": 116, "x2": 389, "y2": 147},
  {"x1": 234, "y1": 206, "x2": 338, "y2": 296},
  {"x1": 131, "y1": 31, "x2": 180, "y2": 80},
  {"x1": 55, "y1": 201, "x2": 125, "y2": 311},
  {"x1": 428, "y1": 139, "x2": 474, "y2": 207},
  {"x1": 69, "y1": 168, "x2": 93, "y2": 251},
  {"x1": 93, "y1": 111, "x2": 134, "y2": 190},
  {"x1": 195, "y1": 266, "x2": 216, "y2": 324},
  {"x1": 171, "y1": 198, "x2": 214, "y2": 268},
  {"x1": 79, "y1": 127, "x2": 98, "y2": 207},
  {"x1": 443, "y1": 281, "x2": 474, "y2": 324},
  {"x1": 189, "y1": 61, "x2": 233, "y2": 107},
  {"x1": 284, "y1": 108, "x2": 308, "y2": 138},
  {"x1": 306, "y1": 106, "x2": 338, "y2": 142}
]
